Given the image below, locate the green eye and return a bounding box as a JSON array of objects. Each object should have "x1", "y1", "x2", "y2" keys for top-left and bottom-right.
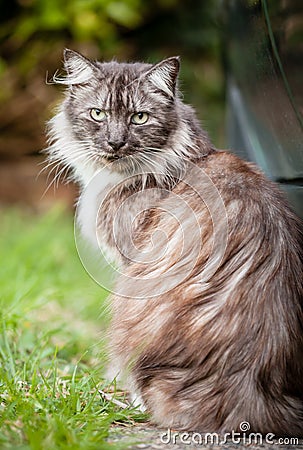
[
  {"x1": 131, "y1": 112, "x2": 149, "y2": 125},
  {"x1": 90, "y1": 108, "x2": 107, "y2": 122}
]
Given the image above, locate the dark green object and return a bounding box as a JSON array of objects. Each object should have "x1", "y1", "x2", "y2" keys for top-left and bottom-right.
[{"x1": 223, "y1": 0, "x2": 303, "y2": 218}]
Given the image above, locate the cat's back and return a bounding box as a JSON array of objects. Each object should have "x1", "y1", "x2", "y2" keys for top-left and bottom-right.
[
  {"x1": 196, "y1": 150, "x2": 289, "y2": 206},
  {"x1": 123, "y1": 149, "x2": 303, "y2": 295},
  {"x1": 181, "y1": 150, "x2": 303, "y2": 301},
  {"x1": 192, "y1": 150, "x2": 302, "y2": 245},
  {"x1": 117, "y1": 148, "x2": 302, "y2": 314}
]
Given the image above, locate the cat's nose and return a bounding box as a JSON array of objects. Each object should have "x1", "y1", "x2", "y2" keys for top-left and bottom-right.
[{"x1": 108, "y1": 140, "x2": 126, "y2": 151}]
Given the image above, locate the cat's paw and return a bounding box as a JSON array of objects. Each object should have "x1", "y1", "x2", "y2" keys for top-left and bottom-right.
[
  {"x1": 130, "y1": 391, "x2": 146, "y2": 412},
  {"x1": 104, "y1": 364, "x2": 122, "y2": 383}
]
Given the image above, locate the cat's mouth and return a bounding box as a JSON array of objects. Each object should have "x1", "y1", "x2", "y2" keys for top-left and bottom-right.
[{"x1": 101, "y1": 153, "x2": 122, "y2": 162}]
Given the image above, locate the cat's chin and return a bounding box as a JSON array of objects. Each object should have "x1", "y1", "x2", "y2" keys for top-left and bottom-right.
[
  {"x1": 98, "y1": 153, "x2": 139, "y2": 176},
  {"x1": 95, "y1": 153, "x2": 127, "y2": 174}
]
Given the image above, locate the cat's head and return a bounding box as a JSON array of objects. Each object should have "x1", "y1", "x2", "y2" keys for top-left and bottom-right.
[{"x1": 47, "y1": 49, "x2": 199, "y2": 186}]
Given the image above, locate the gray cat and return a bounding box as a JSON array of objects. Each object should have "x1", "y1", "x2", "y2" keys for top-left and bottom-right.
[{"x1": 47, "y1": 49, "x2": 303, "y2": 436}]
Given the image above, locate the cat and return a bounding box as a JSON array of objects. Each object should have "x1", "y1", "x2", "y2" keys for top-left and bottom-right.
[{"x1": 47, "y1": 49, "x2": 303, "y2": 436}]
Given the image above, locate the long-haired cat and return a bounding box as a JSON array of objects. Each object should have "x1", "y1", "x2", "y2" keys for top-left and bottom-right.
[{"x1": 47, "y1": 49, "x2": 303, "y2": 436}]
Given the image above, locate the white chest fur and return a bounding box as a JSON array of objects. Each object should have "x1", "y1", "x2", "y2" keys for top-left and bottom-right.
[{"x1": 76, "y1": 168, "x2": 123, "y2": 260}]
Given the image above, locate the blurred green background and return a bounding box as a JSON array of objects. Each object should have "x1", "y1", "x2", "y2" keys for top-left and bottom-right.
[{"x1": 0, "y1": 0, "x2": 225, "y2": 209}]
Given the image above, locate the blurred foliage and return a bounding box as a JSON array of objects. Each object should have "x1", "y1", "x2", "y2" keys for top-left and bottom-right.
[
  {"x1": 1, "y1": 0, "x2": 222, "y2": 56},
  {"x1": 0, "y1": 0, "x2": 225, "y2": 162}
]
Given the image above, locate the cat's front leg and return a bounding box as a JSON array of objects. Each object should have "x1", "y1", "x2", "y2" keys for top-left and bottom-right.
[
  {"x1": 105, "y1": 353, "x2": 146, "y2": 412},
  {"x1": 128, "y1": 377, "x2": 147, "y2": 412}
]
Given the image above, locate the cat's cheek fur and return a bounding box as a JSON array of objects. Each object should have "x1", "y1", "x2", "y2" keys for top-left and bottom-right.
[{"x1": 47, "y1": 108, "x2": 99, "y2": 186}]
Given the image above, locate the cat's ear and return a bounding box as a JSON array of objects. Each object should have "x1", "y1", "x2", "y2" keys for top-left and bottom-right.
[
  {"x1": 146, "y1": 57, "x2": 180, "y2": 98},
  {"x1": 53, "y1": 49, "x2": 96, "y2": 86}
]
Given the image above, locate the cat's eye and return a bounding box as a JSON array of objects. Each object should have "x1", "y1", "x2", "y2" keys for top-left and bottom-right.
[
  {"x1": 90, "y1": 108, "x2": 107, "y2": 122},
  {"x1": 131, "y1": 112, "x2": 149, "y2": 125}
]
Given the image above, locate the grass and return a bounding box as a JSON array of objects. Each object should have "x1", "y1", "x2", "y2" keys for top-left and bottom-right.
[{"x1": 0, "y1": 206, "x2": 147, "y2": 450}]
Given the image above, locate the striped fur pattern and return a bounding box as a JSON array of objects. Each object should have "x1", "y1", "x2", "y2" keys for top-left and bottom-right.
[{"x1": 47, "y1": 50, "x2": 303, "y2": 436}]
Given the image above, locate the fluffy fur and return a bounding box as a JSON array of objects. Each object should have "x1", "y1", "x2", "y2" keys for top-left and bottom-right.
[{"x1": 47, "y1": 49, "x2": 303, "y2": 436}]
